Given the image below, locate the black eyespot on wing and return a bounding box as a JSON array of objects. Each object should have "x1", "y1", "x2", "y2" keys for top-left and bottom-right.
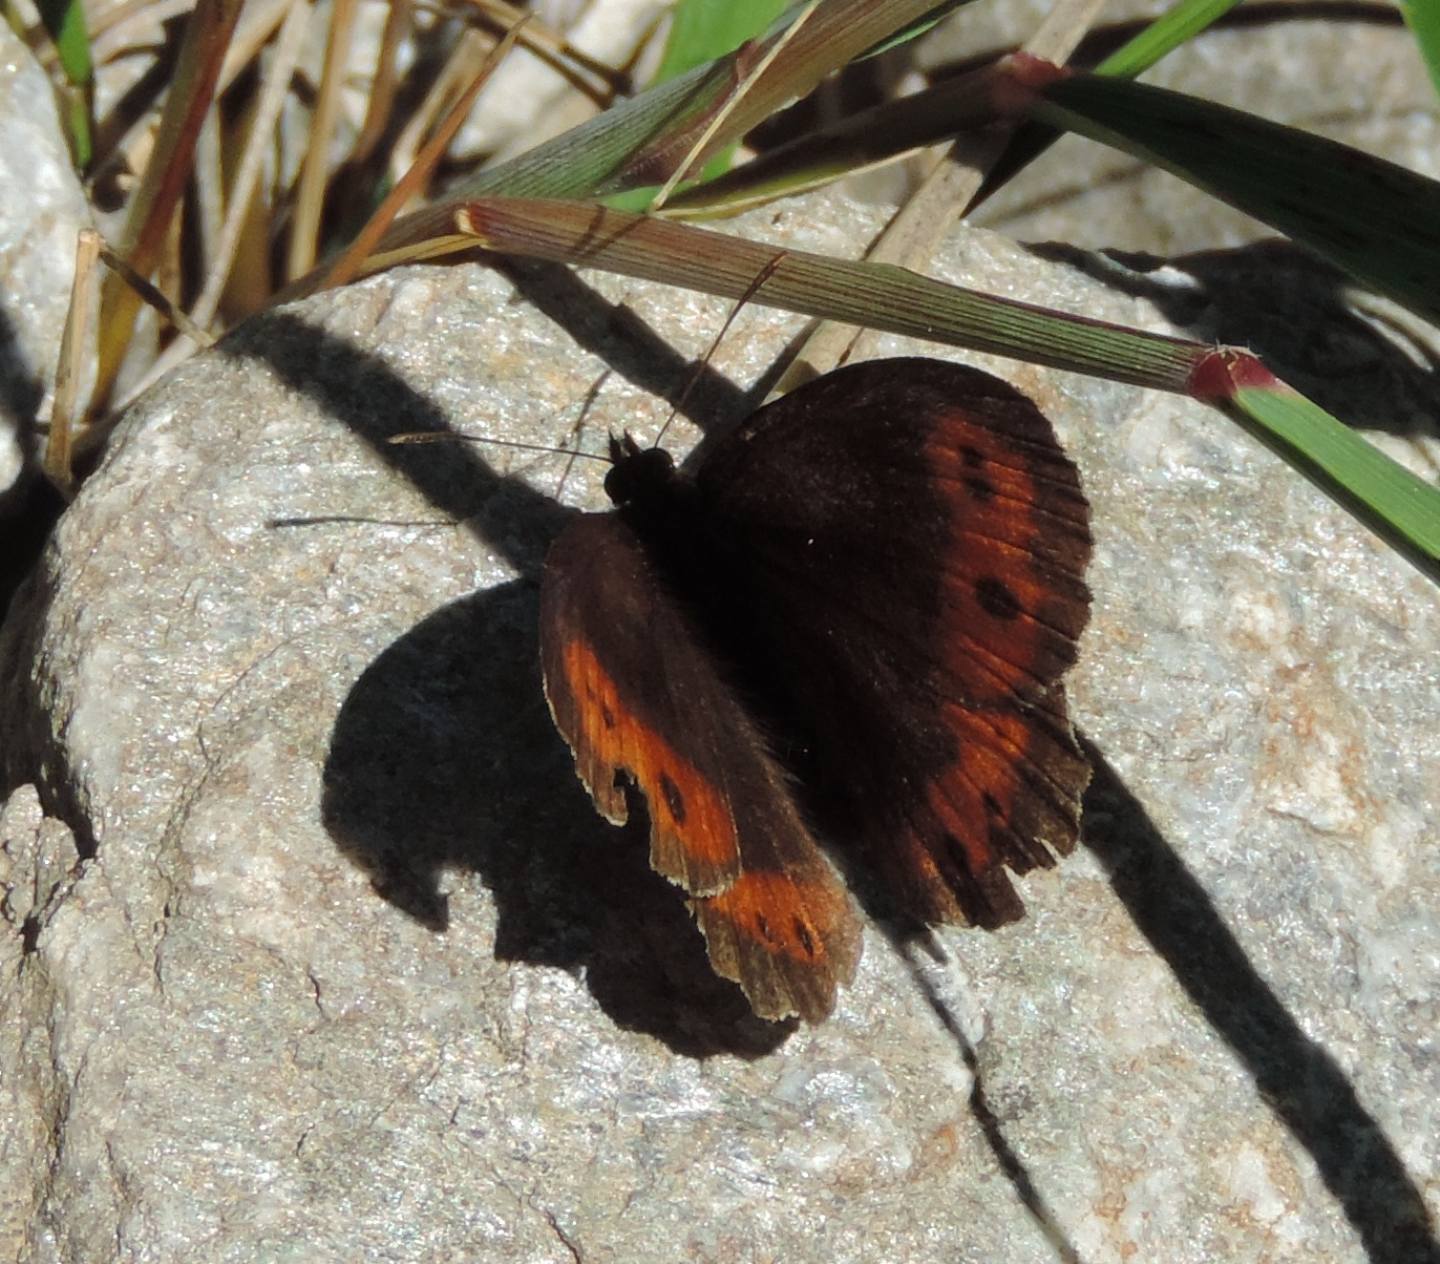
[
  {"x1": 660, "y1": 771, "x2": 687, "y2": 823},
  {"x1": 975, "y1": 576, "x2": 1022, "y2": 621},
  {"x1": 793, "y1": 918, "x2": 816, "y2": 956}
]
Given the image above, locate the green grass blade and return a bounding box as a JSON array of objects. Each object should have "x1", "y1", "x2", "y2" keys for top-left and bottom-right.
[
  {"x1": 35, "y1": 0, "x2": 92, "y2": 87},
  {"x1": 1094, "y1": 0, "x2": 1242, "y2": 79},
  {"x1": 457, "y1": 0, "x2": 953, "y2": 201},
  {"x1": 854, "y1": 0, "x2": 972, "y2": 59},
  {"x1": 661, "y1": 66, "x2": 1000, "y2": 217},
  {"x1": 1027, "y1": 69, "x2": 1440, "y2": 326},
  {"x1": 971, "y1": 0, "x2": 1240, "y2": 209},
  {"x1": 1191, "y1": 353, "x2": 1440, "y2": 580},
  {"x1": 35, "y1": 0, "x2": 93, "y2": 165},
  {"x1": 635, "y1": 0, "x2": 790, "y2": 202},
  {"x1": 445, "y1": 197, "x2": 1212, "y2": 387},
  {"x1": 456, "y1": 59, "x2": 743, "y2": 199},
  {"x1": 665, "y1": 0, "x2": 1244, "y2": 220}
]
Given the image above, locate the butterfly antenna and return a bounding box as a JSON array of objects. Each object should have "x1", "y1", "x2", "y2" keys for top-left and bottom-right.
[
  {"x1": 553, "y1": 369, "x2": 615, "y2": 498},
  {"x1": 386, "y1": 432, "x2": 609, "y2": 462},
  {"x1": 389, "y1": 370, "x2": 616, "y2": 496},
  {"x1": 653, "y1": 249, "x2": 788, "y2": 449}
]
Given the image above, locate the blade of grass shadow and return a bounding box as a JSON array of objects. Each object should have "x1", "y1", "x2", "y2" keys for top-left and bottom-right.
[{"x1": 1081, "y1": 738, "x2": 1440, "y2": 1264}]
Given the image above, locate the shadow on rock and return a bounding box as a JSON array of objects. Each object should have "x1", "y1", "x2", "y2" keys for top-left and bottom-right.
[
  {"x1": 322, "y1": 578, "x2": 791, "y2": 1059},
  {"x1": 1028, "y1": 239, "x2": 1440, "y2": 440},
  {"x1": 1081, "y1": 738, "x2": 1440, "y2": 1264}
]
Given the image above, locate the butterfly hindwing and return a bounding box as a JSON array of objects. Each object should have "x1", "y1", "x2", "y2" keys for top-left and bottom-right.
[{"x1": 539, "y1": 513, "x2": 861, "y2": 1021}]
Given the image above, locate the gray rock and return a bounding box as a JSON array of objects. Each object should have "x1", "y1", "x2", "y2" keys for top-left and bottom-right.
[{"x1": 2, "y1": 207, "x2": 1437, "y2": 1264}]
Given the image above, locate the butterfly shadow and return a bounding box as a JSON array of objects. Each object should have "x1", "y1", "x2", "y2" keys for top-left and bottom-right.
[
  {"x1": 1079, "y1": 736, "x2": 1440, "y2": 1264},
  {"x1": 321, "y1": 577, "x2": 794, "y2": 1058}
]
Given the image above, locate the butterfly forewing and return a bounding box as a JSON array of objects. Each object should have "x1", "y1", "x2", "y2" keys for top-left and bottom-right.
[{"x1": 691, "y1": 359, "x2": 1093, "y2": 929}]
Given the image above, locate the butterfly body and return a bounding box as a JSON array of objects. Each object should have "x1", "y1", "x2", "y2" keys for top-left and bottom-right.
[{"x1": 539, "y1": 358, "x2": 1092, "y2": 1022}]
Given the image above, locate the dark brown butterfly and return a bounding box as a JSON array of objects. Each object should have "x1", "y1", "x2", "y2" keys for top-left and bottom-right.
[{"x1": 538, "y1": 358, "x2": 1092, "y2": 1022}]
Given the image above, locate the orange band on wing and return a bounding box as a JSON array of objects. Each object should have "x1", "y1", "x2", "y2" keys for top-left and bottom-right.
[
  {"x1": 703, "y1": 870, "x2": 838, "y2": 968},
  {"x1": 560, "y1": 636, "x2": 740, "y2": 872}
]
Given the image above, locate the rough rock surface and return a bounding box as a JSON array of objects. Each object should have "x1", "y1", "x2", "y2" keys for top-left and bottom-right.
[{"x1": 2, "y1": 184, "x2": 1438, "y2": 1262}]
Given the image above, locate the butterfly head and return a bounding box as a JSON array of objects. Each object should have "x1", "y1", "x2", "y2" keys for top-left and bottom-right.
[{"x1": 604, "y1": 433, "x2": 676, "y2": 509}]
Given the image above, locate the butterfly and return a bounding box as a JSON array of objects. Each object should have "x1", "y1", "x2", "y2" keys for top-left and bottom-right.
[{"x1": 538, "y1": 358, "x2": 1092, "y2": 1022}]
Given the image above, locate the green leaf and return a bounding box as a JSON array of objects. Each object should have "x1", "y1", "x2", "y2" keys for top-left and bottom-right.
[
  {"x1": 1399, "y1": 0, "x2": 1440, "y2": 102},
  {"x1": 652, "y1": 0, "x2": 789, "y2": 84}
]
